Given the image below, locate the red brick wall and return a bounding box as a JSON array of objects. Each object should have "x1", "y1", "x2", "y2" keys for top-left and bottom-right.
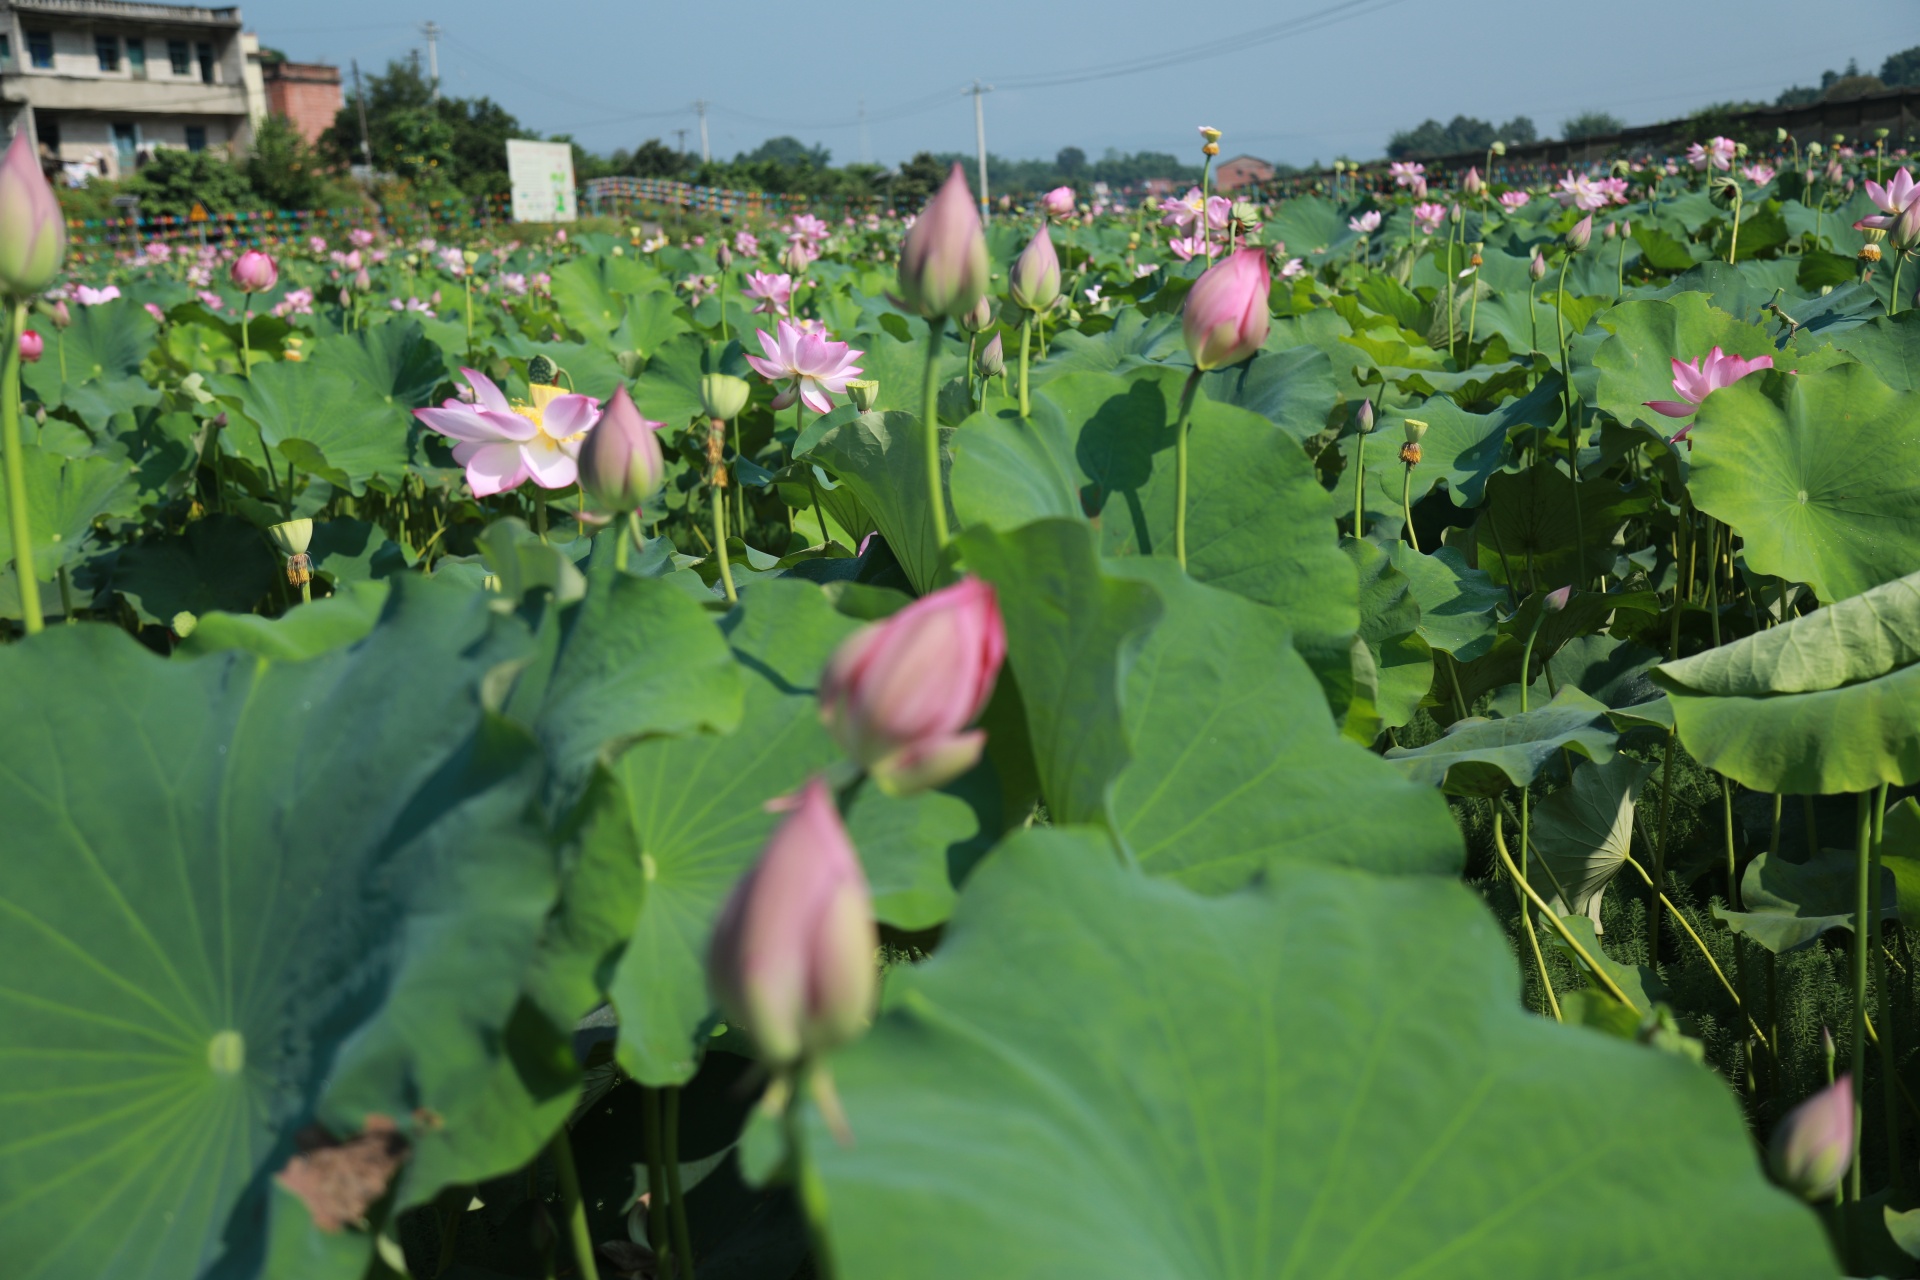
[
  {"x1": 1213, "y1": 157, "x2": 1275, "y2": 193},
  {"x1": 263, "y1": 63, "x2": 343, "y2": 145}
]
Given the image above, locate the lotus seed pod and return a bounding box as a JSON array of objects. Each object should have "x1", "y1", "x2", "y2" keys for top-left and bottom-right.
[
  {"x1": 1402, "y1": 418, "x2": 1429, "y2": 445},
  {"x1": 526, "y1": 355, "x2": 558, "y2": 385},
  {"x1": 844, "y1": 379, "x2": 879, "y2": 412},
  {"x1": 267, "y1": 518, "x2": 314, "y2": 557},
  {"x1": 699, "y1": 373, "x2": 751, "y2": 423}
]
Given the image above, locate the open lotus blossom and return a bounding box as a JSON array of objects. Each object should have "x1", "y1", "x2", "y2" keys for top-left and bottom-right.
[
  {"x1": 1348, "y1": 209, "x2": 1382, "y2": 233},
  {"x1": 1555, "y1": 172, "x2": 1608, "y2": 211},
  {"x1": 745, "y1": 317, "x2": 864, "y2": 413},
  {"x1": 1389, "y1": 161, "x2": 1425, "y2": 187},
  {"x1": 74, "y1": 284, "x2": 120, "y2": 305},
  {"x1": 742, "y1": 270, "x2": 795, "y2": 316},
  {"x1": 1857, "y1": 167, "x2": 1919, "y2": 231},
  {"x1": 1499, "y1": 190, "x2": 1531, "y2": 210},
  {"x1": 790, "y1": 213, "x2": 831, "y2": 244},
  {"x1": 1159, "y1": 187, "x2": 1207, "y2": 231},
  {"x1": 1686, "y1": 137, "x2": 1736, "y2": 171},
  {"x1": 1205, "y1": 195, "x2": 1232, "y2": 232},
  {"x1": 1167, "y1": 233, "x2": 1213, "y2": 261},
  {"x1": 1740, "y1": 164, "x2": 1776, "y2": 185},
  {"x1": 1275, "y1": 255, "x2": 1306, "y2": 280},
  {"x1": 734, "y1": 229, "x2": 760, "y2": 257},
  {"x1": 1597, "y1": 176, "x2": 1631, "y2": 204},
  {"x1": 1645, "y1": 347, "x2": 1773, "y2": 443},
  {"x1": 1411, "y1": 202, "x2": 1448, "y2": 234},
  {"x1": 414, "y1": 367, "x2": 601, "y2": 496}
]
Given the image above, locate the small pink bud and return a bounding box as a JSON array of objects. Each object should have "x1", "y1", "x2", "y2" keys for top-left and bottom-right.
[
  {"x1": 1182, "y1": 247, "x2": 1271, "y2": 371},
  {"x1": 897, "y1": 165, "x2": 989, "y2": 320},
  {"x1": 1769, "y1": 1076, "x2": 1853, "y2": 1201},
  {"x1": 18, "y1": 329, "x2": 41, "y2": 362},
  {"x1": 976, "y1": 330, "x2": 1004, "y2": 379},
  {"x1": 1462, "y1": 166, "x2": 1485, "y2": 196},
  {"x1": 957, "y1": 293, "x2": 996, "y2": 335},
  {"x1": 0, "y1": 129, "x2": 67, "y2": 296},
  {"x1": 1529, "y1": 250, "x2": 1547, "y2": 281},
  {"x1": 1544, "y1": 585, "x2": 1573, "y2": 612},
  {"x1": 707, "y1": 776, "x2": 878, "y2": 1066},
  {"x1": 578, "y1": 384, "x2": 665, "y2": 513},
  {"x1": 1040, "y1": 185, "x2": 1077, "y2": 219},
  {"x1": 1566, "y1": 215, "x2": 1593, "y2": 252},
  {"x1": 144, "y1": 302, "x2": 165, "y2": 323},
  {"x1": 819, "y1": 576, "x2": 1006, "y2": 795},
  {"x1": 230, "y1": 250, "x2": 278, "y2": 293},
  {"x1": 1009, "y1": 224, "x2": 1061, "y2": 314},
  {"x1": 48, "y1": 299, "x2": 70, "y2": 329}
]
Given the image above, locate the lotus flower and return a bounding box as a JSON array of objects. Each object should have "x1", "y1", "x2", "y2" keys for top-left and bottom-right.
[
  {"x1": 414, "y1": 367, "x2": 601, "y2": 496},
  {"x1": 1168, "y1": 234, "x2": 1212, "y2": 262},
  {"x1": 0, "y1": 129, "x2": 66, "y2": 297},
  {"x1": 1412, "y1": 203, "x2": 1447, "y2": 235},
  {"x1": 1159, "y1": 187, "x2": 1206, "y2": 231},
  {"x1": 1555, "y1": 172, "x2": 1608, "y2": 211},
  {"x1": 1389, "y1": 161, "x2": 1425, "y2": 188},
  {"x1": 790, "y1": 213, "x2": 831, "y2": 244},
  {"x1": 742, "y1": 270, "x2": 794, "y2": 316},
  {"x1": 1500, "y1": 190, "x2": 1531, "y2": 210},
  {"x1": 734, "y1": 229, "x2": 760, "y2": 257},
  {"x1": 230, "y1": 251, "x2": 278, "y2": 293},
  {"x1": 896, "y1": 164, "x2": 989, "y2": 319},
  {"x1": 1645, "y1": 346, "x2": 1773, "y2": 442},
  {"x1": 1182, "y1": 247, "x2": 1270, "y2": 370},
  {"x1": 1040, "y1": 185, "x2": 1077, "y2": 219},
  {"x1": 1740, "y1": 164, "x2": 1776, "y2": 186},
  {"x1": 819, "y1": 576, "x2": 1005, "y2": 795},
  {"x1": 18, "y1": 329, "x2": 41, "y2": 362},
  {"x1": 745, "y1": 317, "x2": 864, "y2": 414},
  {"x1": 1349, "y1": 210, "x2": 1383, "y2": 233},
  {"x1": 74, "y1": 285, "x2": 120, "y2": 306},
  {"x1": 1770, "y1": 1076, "x2": 1853, "y2": 1201},
  {"x1": 707, "y1": 776, "x2": 877, "y2": 1067},
  {"x1": 578, "y1": 384, "x2": 666, "y2": 512},
  {"x1": 1686, "y1": 137, "x2": 1736, "y2": 171},
  {"x1": 1857, "y1": 167, "x2": 1919, "y2": 232}
]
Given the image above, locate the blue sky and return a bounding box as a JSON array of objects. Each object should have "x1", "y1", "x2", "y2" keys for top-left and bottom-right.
[{"x1": 241, "y1": 0, "x2": 1913, "y2": 168}]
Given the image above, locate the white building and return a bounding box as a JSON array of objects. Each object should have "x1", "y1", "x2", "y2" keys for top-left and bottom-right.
[{"x1": 0, "y1": 0, "x2": 268, "y2": 180}]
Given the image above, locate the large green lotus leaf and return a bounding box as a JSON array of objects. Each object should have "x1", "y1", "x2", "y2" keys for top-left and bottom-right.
[
  {"x1": 947, "y1": 396, "x2": 1084, "y2": 533},
  {"x1": 632, "y1": 331, "x2": 710, "y2": 429},
  {"x1": 0, "y1": 577, "x2": 575, "y2": 1280},
  {"x1": 1265, "y1": 193, "x2": 1359, "y2": 261},
  {"x1": 1030, "y1": 307, "x2": 1185, "y2": 384},
  {"x1": 21, "y1": 298, "x2": 162, "y2": 421},
  {"x1": 1387, "y1": 543, "x2": 1504, "y2": 661},
  {"x1": 0, "y1": 426, "x2": 138, "y2": 585},
  {"x1": 1107, "y1": 560, "x2": 1459, "y2": 887},
  {"x1": 801, "y1": 408, "x2": 951, "y2": 595},
  {"x1": 489, "y1": 335, "x2": 628, "y2": 399},
  {"x1": 1689, "y1": 363, "x2": 1920, "y2": 604},
  {"x1": 211, "y1": 362, "x2": 411, "y2": 496},
  {"x1": 1343, "y1": 374, "x2": 1562, "y2": 524},
  {"x1": 304, "y1": 318, "x2": 449, "y2": 412},
  {"x1": 110, "y1": 513, "x2": 279, "y2": 625},
  {"x1": 1346, "y1": 537, "x2": 1432, "y2": 730},
  {"x1": 1530, "y1": 756, "x2": 1654, "y2": 928},
  {"x1": 178, "y1": 579, "x2": 391, "y2": 662},
  {"x1": 548, "y1": 253, "x2": 668, "y2": 339},
  {"x1": 614, "y1": 288, "x2": 693, "y2": 358},
  {"x1": 1716, "y1": 848, "x2": 1897, "y2": 955},
  {"x1": 600, "y1": 580, "x2": 856, "y2": 1083},
  {"x1": 809, "y1": 828, "x2": 1836, "y2": 1280},
  {"x1": 1474, "y1": 464, "x2": 1652, "y2": 588},
  {"x1": 1195, "y1": 342, "x2": 1338, "y2": 445},
  {"x1": 1385, "y1": 686, "x2": 1618, "y2": 794},
  {"x1": 1589, "y1": 292, "x2": 1785, "y2": 436},
  {"x1": 1651, "y1": 568, "x2": 1920, "y2": 793},
  {"x1": 1831, "y1": 312, "x2": 1920, "y2": 392},
  {"x1": 959, "y1": 519, "x2": 1161, "y2": 831},
  {"x1": 838, "y1": 329, "x2": 966, "y2": 416}
]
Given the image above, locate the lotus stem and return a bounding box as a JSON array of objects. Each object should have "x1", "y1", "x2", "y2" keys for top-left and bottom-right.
[
  {"x1": 664, "y1": 1087, "x2": 695, "y2": 1280},
  {"x1": 548, "y1": 1126, "x2": 601, "y2": 1280},
  {"x1": 782, "y1": 1072, "x2": 839, "y2": 1280},
  {"x1": 1874, "y1": 784, "x2": 1905, "y2": 1197},
  {"x1": 1352, "y1": 432, "x2": 1366, "y2": 537},
  {"x1": 1173, "y1": 368, "x2": 1202, "y2": 570},
  {"x1": 922, "y1": 317, "x2": 949, "y2": 548},
  {"x1": 1018, "y1": 312, "x2": 1032, "y2": 418},
  {"x1": 1493, "y1": 813, "x2": 1561, "y2": 1021},
  {"x1": 2, "y1": 299, "x2": 41, "y2": 634},
  {"x1": 1852, "y1": 790, "x2": 1872, "y2": 1206},
  {"x1": 642, "y1": 1086, "x2": 670, "y2": 1269},
  {"x1": 1401, "y1": 462, "x2": 1419, "y2": 553},
  {"x1": 615, "y1": 510, "x2": 632, "y2": 573}
]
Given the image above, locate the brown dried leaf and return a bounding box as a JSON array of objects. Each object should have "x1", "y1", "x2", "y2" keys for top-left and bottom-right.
[{"x1": 273, "y1": 1113, "x2": 411, "y2": 1233}]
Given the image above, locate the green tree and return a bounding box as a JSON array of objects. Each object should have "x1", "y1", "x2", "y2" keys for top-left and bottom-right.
[
  {"x1": 1561, "y1": 111, "x2": 1625, "y2": 141},
  {"x1": 1883, "y1": 44, "x2": 1920, "y2": 87},
  {"x1": 245, "y1": 113, "x2": 328, "y2": 209},
  {"x1": 1056, "y1": 146, "x2": 1086, "y2": 177},
  {"x1": 627, "y1": 138, "x2": 689, "y2": 178},
  {"x1": 126, "y1": 147, "x2": 255, "y2": 218},
  {"x1": 319, "y1": 59, "x2": 534, "y2": 201}
]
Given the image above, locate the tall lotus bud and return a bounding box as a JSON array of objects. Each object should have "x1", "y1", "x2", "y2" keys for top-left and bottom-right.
[
  {"x1": 700, "y1": 372, "x2": 751, "y2": 422},
  {"x1": 1355, "y1": 399, "x2": 1375, "y2": 434},
  {"x1": 1462, "y1": 167, "x2": 1485, "y2": 196},
  {"x1": 707, "y1": 776, "x2": 878, "y2": 1066},
  {"x1": 716, "y1": 241, "x2": 733, "y2": 271},
  {"x1": 1769, "y1": 1076, "x2": 1853, "y2": 1201},
  {"x1": 957, "y1": 293, "x2": 995, "y2": 335},
  {"x1": 0, "y1": 129, "x2": 66, "y2": 297},
  {"x1": 1603, "y1": 219, "x2": 1617, "y2": 240},
  {"x1": 1893, "y1": 199, "x2": 1920, "y2": 254},
  {"x1": 1040, "y1": 185, "x2": 1076, "y2": 219},
  {"x1": 1009, "y1": 225, "x2": 1061, "y2": 314},
  {"x1": 896, "y1": 165, "x2": 989, "y2": 319},
  {"x1": 819, "y1": 575, "x2": 1006, "y2": 796},
  {"x1": 18, "y1": 329, "x2": 41, "y2": 363},
  {"x1": 1529, "y1": 249, "x2": 1547, "y2": 281},
  {"x1": 1182, "y1": 247, "x2": 1271, "y2": 371},
  {"x1": 579, "y1": 384, "x2": 665, "y2": 512},
  {"x1": 44, "y1": 298, "x2": 69, "y2": 329},
  {"x1": 1566, "y1": 216, "x2": 1593, "y2": 252},
  {"x1": 230, "y1": 250, "x2": 278, "y2": 293},
  {"x1": 976, "y1": 331, "x2": 1004, "y2": 379}
]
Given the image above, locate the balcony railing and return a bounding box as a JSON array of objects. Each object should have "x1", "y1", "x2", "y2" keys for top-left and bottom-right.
[{"x1": 6, "y1": 0, "x2": 241, "y2": 27}]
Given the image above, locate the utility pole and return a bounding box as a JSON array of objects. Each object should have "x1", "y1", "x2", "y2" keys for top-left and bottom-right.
[
  {"x1": 351, "y1": 59, "x2": 373, "y2": 168},
  {"x1": 421, "y1": 21, "x2": 440, "y2": 100},
  {"x1": 967, "y1": 81, "x2": 993, "y2": 220},
  {"x1": 859, "y1": 98, "x2": 870, "y2": 166},
  {"x1": 675, "y1": 128, "x2": 687, "y2": 156},
  {"x1": 694, "y1": 100, "x2": 710, "y2": 163}
]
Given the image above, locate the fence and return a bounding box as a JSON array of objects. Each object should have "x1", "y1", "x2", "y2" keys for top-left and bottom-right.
[
  {"x1": 64, "y1": 193, "x2": 516, "y2": 252},
  {"x1": 581, "y1": 176, "x2": 882, "y2": 224}
]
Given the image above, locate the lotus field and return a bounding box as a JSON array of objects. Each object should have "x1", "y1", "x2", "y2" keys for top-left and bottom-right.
[{"x1": 8, "y1": 117, "x2": 1920, "y2": 1278}]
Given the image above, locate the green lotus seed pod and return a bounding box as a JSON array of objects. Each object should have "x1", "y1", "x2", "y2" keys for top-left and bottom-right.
[{"x1": 527, "y1": 355, "x2": 558, "y2": 385}]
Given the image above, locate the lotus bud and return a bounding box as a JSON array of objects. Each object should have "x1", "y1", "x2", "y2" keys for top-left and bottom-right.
[
  {"x1": 707, "y1": 775, "x2": 878, "y2": 1067},
  {"x1": 1040, "y1": 185, "x2": 1076, "y2": 219},
  {"x1": 1009, "y1": 225, "x2": 1062, "y2": 314},
  {"x1": 579, "y1": 385, "x2": 666, "y2": 512},
  {"x1": 1182, "y1": 248, "x2": 1271, "y2": 371},
  {"x1": 716, "y1": 242, "x2": 733, "y2": 270},
  {"x1": 896, "y1": 164, "x2": 989, "y2": 319},
  {"x1": 1893, "y1": 200, "x2": 1920, "y2": 255},
  {"x1": 1769, "y1": 1076, "x2": 1853, "y2": 1201},
  {"x1": 958, "y1": 293, "x2": 995, "y2": 335},
  {"x1": 699, "y1": 372, "x2": 751, "y2": 422},
  {"x1": 45, "y1": 299, "x2": 69, "y2": 329},
  {"x1": 1355, "y1": 399, "x2": 1375, "y2": 434},
  {"x1": 1544, "y1": 584, "x2": 1572, "y2": 613},
  {"x1": 1530, "y1": 249, "x2": 1547, "y2": 281},
  {"x1": 1565, "y1": 215, "x2": 1593, "y2": 252},
  {"x1": 819, "y1": 575, "x2": 1006, "y2": 796},
  {"x1": 1462, "y1": 167, "x2": 1485, "y2": 196},
  {"x1": 0, "y1": 129, "x2": 66, "y2": 297},
  {"x1": 18, "y1": 329, "x2": 41, "y2": 363},
  {"x1": 1603, "y1": 219, "x2": 1617, "y2": 240},
  {"x1": 976, "y1": 331, "x2": 1004, "y2": 379},
  {"x1": 230, "y1": 250, "x2": 278, "y2": 293},
  {"x1": 845, "y1": 379, "x2": 879, "y2": 412}
]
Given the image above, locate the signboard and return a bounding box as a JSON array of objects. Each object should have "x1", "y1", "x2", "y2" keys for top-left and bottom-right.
[
  {"x1": 506, "y1": 139, "x2": 577, "y2": 224},
  {"x1": 187, "y1": 202, "x2": 207, "y2": 222}
]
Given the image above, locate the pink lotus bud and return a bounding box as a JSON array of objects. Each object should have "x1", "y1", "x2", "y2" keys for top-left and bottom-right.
[
  {"x1": 1462, "y1": 166, "x2": 1485, "y2": 196},
  {"x1": 355, "y1": 268, "x2": 372, "y2": 292},
  {"x1": 578, "y1": 384, "x2": 664, "y2": 512},
  {"x1": 230, "y1": 251, "x2": 278, "y2": 293},
  {"x1": 18, "y1": 329, "x2": 41, "y2": 363},
  {"x1": 1182, "y1": 247, "x2": 1271, "y2": 371},
  {"x1": 707, "y1": 776, "x2": 877, "y2": 1066},
  {"x1": 716, "y1": 242, "x2": 733, "y2": 270},
  {"x1": 144, "y1": 301, "x2": 166, "y2": 323},
  {"x1": 976, "y1": 330, "x2": 1004, "y2": 379},
  {"x1": 1355, "y1": 399, "x2": 1375, "y2": 434},
  {"x1": 1009, "y1": 225, "x2": 1061, "y2": 314},
  {"x1": 0, "y1": 129, "x2": 66, "y2": 297},
  {"x1": 819, "y1": 576, "x2": 1006, "y2": 795},
  {"x1": 1041, "y1": 185, "x2": 1077, "y2": 219},
  {"x1": 957, "y1": 293, "x2": 996, "y2": 334},
  {"x1": 1566, "y1": 215, "x2": 1593, "y2": 252},
  {"x1": 1544, "y1": 585, "x2": 1572, "y2": 612},
  {"x1": 1769, "y1": 1076, "x2": 1853, "y2": 1201},
  {"x1": 47, "y1": 299, "x2": 70, "y2": 329},
  {"x1": 1530, "y1": 250, "x2": 1547, "y2": 281},
  {"x1": 896, "y1": 165, "x2": 989, "y2": 319},
  {"x1": 1894, "y1": 199, "x2": 1920, "y2": 254}
]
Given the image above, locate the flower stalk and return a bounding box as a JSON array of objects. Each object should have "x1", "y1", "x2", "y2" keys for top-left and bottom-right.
[
  {"x1": 1173, "y1": 368, "x2": 1202, "y2": 569},
  {"x1": 2, "y1": 299, "x2": 41, "y2": 633}
]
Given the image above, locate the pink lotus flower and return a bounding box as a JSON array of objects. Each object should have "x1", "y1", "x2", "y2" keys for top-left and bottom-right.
[
  {"x1": 1645, "y1": 346, "x2": 1773, "y2": 442},
  {"x1": 1159, "y1": 186, "x2": 1206, "y2": 231},
  {"x1": 745, "y1": 317, "x2": 864, "y2": 414},
  {"x1": 231, "y1": 250, "x2": 277, "y2": 293},
  {"x1": 1741, "y1": 164, "x2": 1776, "y2": 185},
  {"x1": 414, "y1": 367, "x2": 601, "y2": 496},
  {"x1": 1183, "y1": 247, "x2": 1270, "y2": 370},
  {"x1": 1040, "y1": 185, "x2": 1077, "y2": 219},
  {"x1": 143, "y1": 302, "x2": 166, "y2": 323},
  {"x1": 1770, "y1": 1075, "x2": 1853, "y2": 1201},
  {"x1": 1687, "y1": 137, "x2": 1735, "y2": 171},
  {"x1": 1408, "y1": 175, "x2": 1428, "y2": 200},
  {"x1": 1168, "y1": 233, "x2": 1212, "y2": 262},
  {"x1": 1275, "y1": 255, "x2": 1306, "y2": 280},
  {"x1": 348, "y1": 228, "x2": 375, "y2": 248},
  {"x1": 820, "y1": 575, "x2": 1005, "y2": 795},
  {"x1": 681, "y1": 273, "x2": 717, "y2": 302},
  {"x1": 1205, "y1": 195, "x2": 1232, "y2": 232},
  {"x1": 1555, "y1": 172, "x2": 1608, "y2": 211},
  {"x1": 1349, "y1": 209, "x2": 1383, "y2": 233},
  {"x1": 781, "y1": 237, "x2": 820, "y2": 272},
  {"x1": 734, "y1": 229, "x2": 760, "y2": 257},
  {"x1": 707, "y1": 775, "x2": 877, "y2": 1067},
  {"x1": 74, "y1": 285, "x2": 120, "y2": 306},
  {"x1": 1499, "y1": 190, "x2": 1531, "y2": 210},
  {"x1": 790, "y1": 212, "x2": 830, "y2": 245},
  {"x1": 1462, "y1": 166, "x2": 1485, "y2": 196},
  {"x1": 1598, "y1": 176, "x2": 1630, "y2": 204},
  {"x1": 307, "y1": 236, "x2": 327, "y2": 254},
  {"x1": 1412, "y1": 202, "x2": 1447, "y2": 234},
  {"x1": 742, "y1": 270, "x2": 794, "y2": 316},
  {"x1": 1389, "y1": 161, "x2": 1425, "y2": 188},
  {"x1": 1857, "y1": 167, "x2": 1919, "y2": 231},
  {"x1": 18, "y1": 329, "x2": 42, "y2": 362}
]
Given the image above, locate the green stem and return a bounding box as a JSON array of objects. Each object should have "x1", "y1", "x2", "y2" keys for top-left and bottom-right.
[
  {"x1": 1352, "y1": 432, "x2": 1366, "y2": 536},
  {"x1": 1726, "y1": 182, "x2": 1743, "y2": 265},
  {"x1": 1894, "y1": 253, "x2": 1907, "y2": 318},
  {"x1": 240, "y1": 294, "x2": 252, "y2": 380},
  {"x1": 1852, "y1": 790, "x2": 1873, "y2": 1206},
  {"x1": 1018, "y1": 313, "x2": 1032, "y2": 418},
  {"x1": 781, "y1": 1081, "x2": 838, "y2": 1280},
  {"x1": 712, "y1": 474, "x2": 737, "y2": 604},
  {"x1": 548, "y1": 1127, "x2": 601, "y2": 1280},
  {"x1": 1172, "y1": 368, "x2": 1202, "y2": 570},
  {"x1": 664, "y1": 1087, "x2": 695, "y2": 1280},
  {"x1": 615, "y1": 510, "x2": 631, "y2": 572},
  {"x1": 719, "y1": 269, "x2": 730, "y2": 344},
  {"x1": 1874, "y1": 783, "x2": 1904, "y2": 1197},
  {"x1": 2, "y1": 299, "x2": 42, "y2": 634},
  {"x1": 1494, "y1": 812, "x2": 1561, "y2": 1020},
  {"x1": 1401, "y1": 463, "x2": 1419, "y2": 552},
  {"x1": 922, "y1": 317, "x2": 949, "y2": 549},
  {"x1": 464, "y1": 273, "x2": 474, "y2": 364}
]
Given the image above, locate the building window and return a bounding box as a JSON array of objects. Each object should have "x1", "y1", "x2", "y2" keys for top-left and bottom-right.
[
  {"x1": 196, "y1": 41, "x2": 214, "y2": 84},
  {"x1": 185, "y1": 126, "x2": 206, "y2": 152},
  {"x1": 0, "y1": 34, "x2": 11, "y2": 63},
  {"x1": 126, "y1": 39, "x2": 145, "y2": 77},
  {"x1": 96, "y1": 35, "x2": 119, "y2": 72},
  {"x1": 27, "y1": 31, "x2": 53, "y2": 69},
  {"x1": 168, "y1": 40, "x2": 190, "y2": 75}
]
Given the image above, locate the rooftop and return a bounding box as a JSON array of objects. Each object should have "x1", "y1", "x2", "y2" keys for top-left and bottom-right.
[{"x1": 5, "y1": 0, "x2": 243, "y2": 27}]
